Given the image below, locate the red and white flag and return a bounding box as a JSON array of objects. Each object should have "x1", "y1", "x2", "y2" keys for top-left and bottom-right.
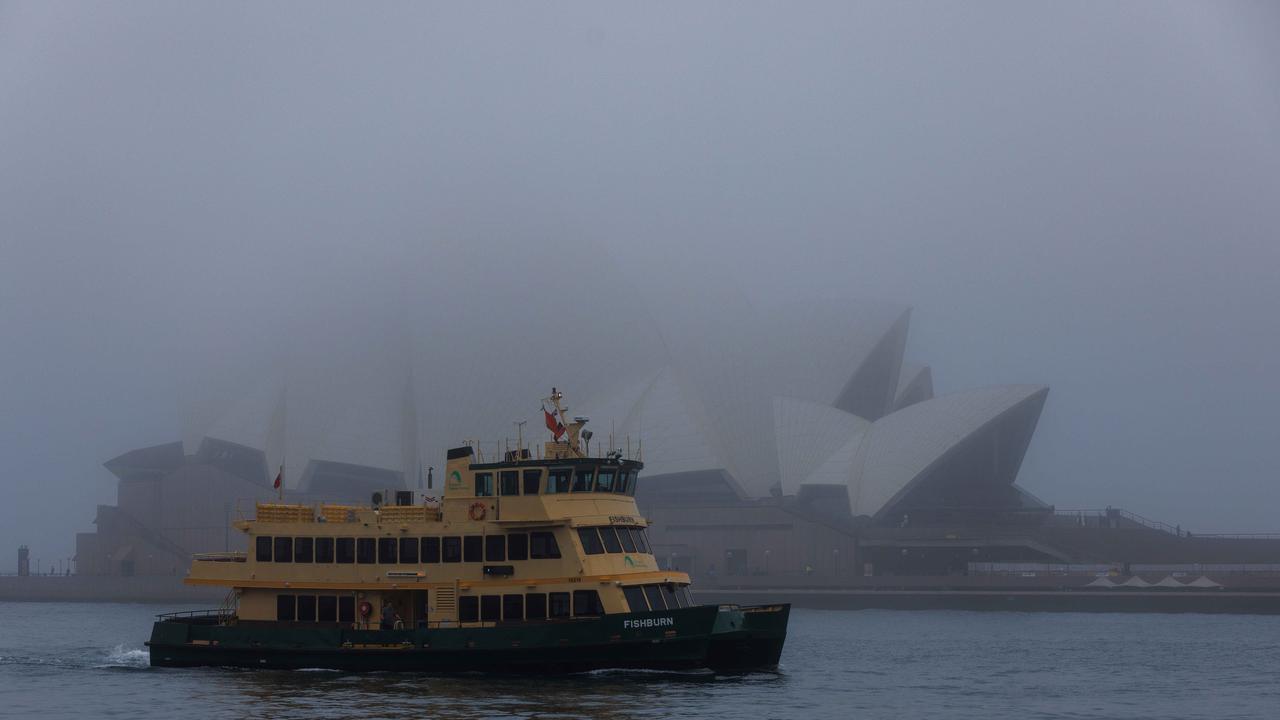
[
  {"x1": 273, "y1": 466, "x2": 283, "y2": 489},
  {"x1": 543, "y1": 404, "x2": 565, "y2": 440}
]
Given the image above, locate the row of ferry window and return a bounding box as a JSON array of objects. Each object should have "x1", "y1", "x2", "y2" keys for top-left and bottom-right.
[
  {"x1": 472, "y1": 467, "x2": 638, "y2": 497},
  {"x1": 254, "y1": 528, "x2": 652, "y2": 565}
]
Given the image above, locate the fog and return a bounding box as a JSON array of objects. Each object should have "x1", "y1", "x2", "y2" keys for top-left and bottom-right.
[{"x1": 2, "y1": 1, "x2": 1278, "y2": 569}]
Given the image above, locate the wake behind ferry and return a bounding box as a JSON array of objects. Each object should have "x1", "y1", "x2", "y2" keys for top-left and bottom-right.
[{"x1": 147, "y1": 389, "x2": 789, "y2": 672}]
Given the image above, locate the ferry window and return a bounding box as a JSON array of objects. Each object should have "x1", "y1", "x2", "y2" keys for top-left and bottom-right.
[
  {"x1": 571, "y1": 467, "x2": 595, "y2": 492},
  {"x1": 442, "y1": 536, "x2": 462, "y2": 563},
  {"x1": 662, "y1": 584, "x2": 685, "y2": 609},
  {"x1": 530, "y1": 531, "x2": 561, "y2": 559},
  {"x1": 503, "y1": 594, "x2": 524, "y2": 621},
  {"x1": 422, "y1": 537, "x2": 441, "y2": 563},
  {"x1": 595, "y1": 469, "x2": 616, "y2": 493},
  {"x1": 318, "y1": 595, "x2": 337, "y2": 623},
  {"x1": 463, "y1": 535, "x2": 483, "y2": 562},
  {"x1": 599, "y1": 527, "x2": 623, "y2": 554},
  {"x1": 677, "y1": 586, "x2": 694, "y2": 608},
  {"x1": 615, "y1": 471, "x2": 632, "y2": 494},
  {"x1": 525, "y1": 593, "x2": 547, "y2": 619},
  {"x1": 377, "y1": 537, "x2": 398, "y2": 564},
  {"x1": 474, "y1": 472, "x2": 494, "y2": 497},
  {"x1": 276, "y1": 594, "x2": 296, "y2": 622},
  {"x1": 573, "y1": 590, "x2": 604, "y2": 617},
  {"x1": 623, "y1": 586, "x2": 648, "y2": 612},
  {"x1": 507, "y1": 533, "x2": 529, "y2": 561},
  {"x1": 336, "y1": 537, "x2": 355, "y2": 564},
  {"x1": 643, "y1": 584, "x2": 667, "y2": 611},
  {"x1": 577, "y1": 527, "x2": 605, "y2": 555},
  {"x1": 315, "y1": 537, "x2": 335, "y2": 563},
  {"x1": 485, "y1": 535, "x2": 506, "y2": 562},
  {"x1": 459, "y1": 596, "x2": 479, "y2": 623},
  {"x1": 499, "y1": 470, "x2": 519, "y2": 496},
  {"x1": 255, "y1": 536, "x2": 272, "y2": 562},
  {"x1": 631, "y1": 529, "x2": 651, "y2": 554},
  {"x1": 480, "y1": 595, "x2": 501, "y2": 622},
  {"x1": 549, "y1": 592, "x2": 571, "y2": 619},
  {"x1": 297, "y1": 595, "x2": 317, "y2": 622},
  {"x1": 617, "y1": 527, "x2": 637, "y2": 553},
  {"x1": 522, "y1": 469, "x2": 543, "y2": 495},
  {"x1": 356, "y1": 537, "x2": 376, "y2": 564},
  {"x1": 399, "y1": 537, "x2": 419, "y2": 564},
  {"x1": 338, "y1": 596, "x2": 355, "y2": 623},
  {"x1": 547, "y1": 468, "x2": 572, "y2": 494},
  {"x1": 294, "y1": 537, "x2": 314, "y2": 563},
  {"x1": 274, "y1": 537, "x2": 293, "y2": 563}
]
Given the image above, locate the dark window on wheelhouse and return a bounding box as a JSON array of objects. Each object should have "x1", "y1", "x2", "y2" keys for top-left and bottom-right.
[
  {"x1": 273, "y1": 537, "x2": 293, "y2": 563},
  {"x1": 377, "y1": 537, "x2": 397, "y2": 564},
  {"x1": 525, "y1": 593, "x2": 547, "y2": 620},
  {"x1": 571, "y1": 467, "x2": 595, "y2": 492},
  {"x1": 336, "y1": 537, "x2": 355, "y2": 564},
  {"x1": 502, "y1": 594, "x2": 523, "y2": 621},
  {"x1": 595, "y1": 468, "x2": 616, "y2": 493},
  {"x1": 549, "y1": 592, "x2": 571, "y2": 619},
  {"x1": 474, "y1": 472, "x2": 494, "y2": 497},
  {"x1": 617, "y1": 527, "x2": 637, "y2": 553},
  {"x1": 356, "y1": 538, "x2": 376, "y2": 564},
  {"x1": 296, "y1": 595, "x2": 317, "y2": 622},
  {"x1": 677, "y1": 586, "x2": 695, "y2": 608},
  {"x1": 485, "y1": 535, "x2": 506, "y2": 562},
  {"x1": 458, "y1": 596, "x2": 479, "y2": 623},
  {"x1": 623, "y1": 586, "x2": 648, "y2": 612},
  {"x1": 599, "y1": 527, "x2": 623, "y2": 554},
  {"x1": 399, "y1": 537, "x2": 419, "y2": 564},
  {"x1": 630, "y1": 528, "x2": 651, "y2": 554},
  {"x1": 615, "y1": 471, "x2": 632, "y2": 494},
  {"x1": 480, "y1": 595, "x2": 501, "y2": 622},
  {"x1": 463, "y1": 535, "x2": 483, "y2": 562},
  {"x1": 662, "y1": 584, "x2": 686, "y2": 609},
  {"x1": 315, "y1": 537, "x2": 335, "y2": 563},
  {"x1": 294, "y1": 537, "x2": 314, "y2": 563},
  {"x1": 573, "y1": 590, "x2": 604, "y2": 617},
  {"x1": 255, "y1": 536, "x2": 272, "y2": 562},
  {"x1": 276, "y1": 594, "x2": 296, "y2": 621},
  {"x1": 318, "y1": 595, "x2": 338, "y2": 623},
  {"x1": 507, "y1": 533, "x2": 528, "y2": 561},
  {"x1": 499, "y1": 471, "x2": 519, "y2": 496},
  {"x1": 547, "y1": 468, "x2": 572, "y2": 494},
  {"x1": 338, "y1": 596, "x2": 355, "y2": 623},
  {"x1": 522, "y1": 469, "x2": 542, "y2": 495},
  {"x1": 643, "y1": 584, "x2": 666, "y2": 611},
  {"x1": 530, "y1": 532, "x2": 561, "y2": 559},
  {"x1": 442, "y1": 536, "x2": 461, "y2": 563},
  {"x1": 577, "y1": 527, "x2": 605, "y2": 555},
  {"x1": 421, "y1": 537, "x2": 440, "y2": 563}
]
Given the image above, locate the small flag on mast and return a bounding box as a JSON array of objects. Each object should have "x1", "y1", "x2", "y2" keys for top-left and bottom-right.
[
  {"x1": 543, "y1": 404, "x2": 565, "y2": 440},
  {"x1": 274, "y1": 464, "x2": 283, "y2": 500}
]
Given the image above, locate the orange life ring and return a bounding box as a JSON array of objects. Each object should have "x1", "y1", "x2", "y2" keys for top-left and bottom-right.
[
  {"x1": 358, "y1": 601, "x2": 372, "y2": 619},
  {"x1": 469, "y1": 501, "x2": 487, "y2": 521}
]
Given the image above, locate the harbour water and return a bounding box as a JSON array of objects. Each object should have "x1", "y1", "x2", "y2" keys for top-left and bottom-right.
[{"x1": 2, "y1": 602, "x2": 1277, "y2": 719}]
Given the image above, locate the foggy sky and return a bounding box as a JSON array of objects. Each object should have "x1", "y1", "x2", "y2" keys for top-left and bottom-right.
[{"x1": 2, "y1": 1, "x2": 1279, "y2": 570}]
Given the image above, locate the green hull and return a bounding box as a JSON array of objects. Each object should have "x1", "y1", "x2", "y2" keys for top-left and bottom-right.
[{"x1": 147, "y1": 604, "x2": 789, "y2": 673}]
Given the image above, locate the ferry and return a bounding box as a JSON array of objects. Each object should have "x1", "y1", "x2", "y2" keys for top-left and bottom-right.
[{"x1": 147, "y1": 389, "x2": 789, "y2": 672}]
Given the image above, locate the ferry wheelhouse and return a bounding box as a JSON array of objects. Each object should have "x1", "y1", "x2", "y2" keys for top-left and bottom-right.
[{"x1": 147, "y1": 389, "x2": 789, "y2": 672}]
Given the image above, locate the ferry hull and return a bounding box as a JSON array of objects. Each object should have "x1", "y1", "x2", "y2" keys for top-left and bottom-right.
[{"x1": 147, "y1": 604, "x2": 788, "y2": 673}]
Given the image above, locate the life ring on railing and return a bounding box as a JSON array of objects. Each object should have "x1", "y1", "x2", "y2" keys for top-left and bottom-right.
[
  {"x1": 358, "y1": 601, "x2": 373, "y2": 619},
  {"x1": 469, "y1": 501, "x2": 487, "y2": 521}
]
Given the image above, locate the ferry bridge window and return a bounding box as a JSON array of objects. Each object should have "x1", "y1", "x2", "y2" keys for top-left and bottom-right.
[
  {"x1": 643, "y1": 585, "x2": 666, "y2": 611},
  {"x1": 530, "y1": 531, "x2": 561, "y2": 559},
  {"x1": 615, "y1": 471, "x2": 632, "y2": 494},
  {"x1": 255, "y1": 536, "x2": 272, "y2": 562},
  {"x1": 617, "y1": 527, "x2": 637, "y2": 553},
  {"x1": 595, "y1": 469, "x2": 616, "y2": 493},
  {"x1": 577, "y1": 527, "x2": 605, "y2": 555},
  {"x1": 547, "y1": 468, "x2": 572, "y2": 494},
  {"x1": 549, "y1": 592, "x2": 571, "y2": 619},
  {"x1": 599, "y1": 527, "x2": 623, "y2": 554},
  {"x1": 315, "y1": 537, "x2": 335, "y2": 563},
  {"x1": 677, "y1": 586, "x2": 694, "y2": 608},
  {"x1": 463, "y1": 535, "x2": 483, "y2": 562},
  {"x1": 630, "y1": 529, "x2": 651, "y2": 554},
  {"x1": 273, "y1": 537, "x2": 293, "y2": 563},
  {"x1": 507, "y1": 533, "x2": 528, "y2": 561},
  {"x1": 294, "y1": 537, "x2": 314, "y2": 563},
  {"x1": 276, "y1": 594, "x2": 296, "y2": 622},
  {"x1": 474, "y1": 472, "x2": 494, "y2": 497},
  {"x1": 662, "y1": 584, "x2": 686, "y2": 609},
  {"x1": 318, "y1": 595, "x2": 337, "y2": 623},
  {"x1": 356, "y1": 538, "x2": 376, "y2": 564},
  {"x1": 421, "y1": 537, "x2": 441, "y2": 563},
  {"x1": 503, "y1": 594, "x2": 523, "y2": 621},
  {"x1": 571, "y1": 467, "x2": 595, "y2": 492},
  {"x1": 522, "y1": 469, "x2": 543, "y2": 495},
  {"x1": 485, "y1": 535, "x2": 506, "y2": 562},
  {"x1": 442, "y1": 536, "x2": 462, "y2": 563},
  {"x1": 336, "y1": 537, "x2": 355, "y2": 564},
  {"x1": 573, "y1": 590, "x2": 605, "y2": 617},
  {"x1": 499, "y1": 471, "x2": 519, "y2": 496},
  {"x1": 525, "y1": 593, "x2": 547, "y2": 620},
  {"x1": 378, "y1": 537, "x2": 398, "y2": 564},
  {"x1": 480, "y1": 595, "x2": 501, "y2": 622},
  {"x1": 622, "y1": 586, "x2": 648, "y2": 612},
  {"x1": 338, "y1": 596, "x2": 356, "y2": 623},
  {"x1": 458, "y1": 596, "x2": 479, "y2": 623},
  {"x1": 297, "y1": 595, "x2": 317, "y2": 622},
  {"x1": 399, "y1": 537, "x2": 419, "y2": 564}
]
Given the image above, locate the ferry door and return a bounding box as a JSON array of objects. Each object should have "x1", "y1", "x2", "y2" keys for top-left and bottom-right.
[{"x1": 412, "y1": 589, "x2": 429, "y2": 629}]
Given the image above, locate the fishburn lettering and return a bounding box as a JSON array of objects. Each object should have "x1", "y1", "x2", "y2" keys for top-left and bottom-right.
[{"x1": 623, "y1": 617, "x2": 675, "y2": 629}]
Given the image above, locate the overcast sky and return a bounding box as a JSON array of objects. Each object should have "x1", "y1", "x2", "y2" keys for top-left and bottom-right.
[{"x1": 2, "y1": 1, "x2": 1278, "y2": 569}]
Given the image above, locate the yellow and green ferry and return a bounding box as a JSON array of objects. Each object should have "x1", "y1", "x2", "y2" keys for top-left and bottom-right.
[{"x1": 147, "y1": 389, "x2": 789, "y2": 672}]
